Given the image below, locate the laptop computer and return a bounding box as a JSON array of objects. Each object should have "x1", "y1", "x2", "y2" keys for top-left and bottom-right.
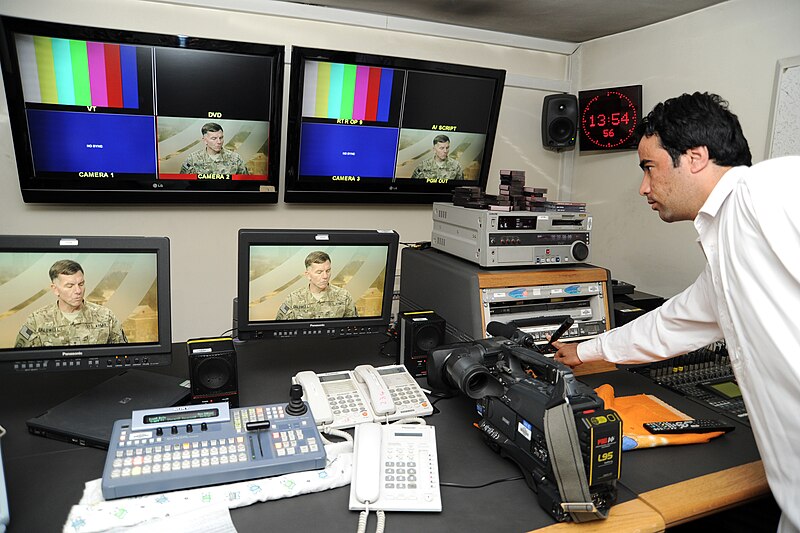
[{"x1": 26, "y1": 370, "x2": 191, "y2": 450}]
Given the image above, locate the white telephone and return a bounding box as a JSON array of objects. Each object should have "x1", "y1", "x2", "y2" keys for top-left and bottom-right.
[
  {"x1": 293, "y1": 364, "x2": 433, "y2": 430},
  {"x1": 353, "y1": 365, "x2": 395, "y2": 416},
  {"x1": 349, "y1": 422, "x2": 441, "y2": 512}
]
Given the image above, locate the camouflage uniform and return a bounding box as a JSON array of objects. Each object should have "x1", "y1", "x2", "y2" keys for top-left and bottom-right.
[
  {"x1": 15, "y1": 301, "x2": 127, "y2": 347},
  {"x1": 410, "y1": 157, "x2": 464, "y2": 181},
  {"x1": 179, "y1": 148, "x2": 249, "y2": 175},
  {"x1": 275, "y1": 284, "x2": 358, "y2": 320}
]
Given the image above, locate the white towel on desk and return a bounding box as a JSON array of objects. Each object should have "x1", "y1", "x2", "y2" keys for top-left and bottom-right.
[{"x1": 63, "y1": 442, "x2": 352, "y2": 533}]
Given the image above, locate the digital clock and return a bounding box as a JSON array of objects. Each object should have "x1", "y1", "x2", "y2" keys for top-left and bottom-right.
[{"x1": 578, "y1": 85, "x2": 642, "y2": 151}]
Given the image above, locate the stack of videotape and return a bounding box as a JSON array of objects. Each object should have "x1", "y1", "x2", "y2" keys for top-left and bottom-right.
[
  {"x1": 497, "y1": 169, "x2": 526, "y2": 211},
  {"x1": 524, "y1": 187, "x2": 549, "y2": 211},
  {"x1": 449, "y1": 170, "x2": 587, "y2": 213},
  {"x1": 452, "y1": 186, "x2": 489, "y2": 209},
  {"x1": 538, "y1": 200, "x2": 586, "y2": 213}
]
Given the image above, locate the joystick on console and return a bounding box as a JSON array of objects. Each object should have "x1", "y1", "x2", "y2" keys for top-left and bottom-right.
[{"x1": 286, "y1": 384, "x2": 308, "y2": 416}]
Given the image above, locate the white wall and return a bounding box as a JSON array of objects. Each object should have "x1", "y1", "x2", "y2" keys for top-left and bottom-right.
[
  {"x1": 0, "y1": 0, "x2": 571, "y2": 341},
  {"x1": 573, "y1": 0, "x2": 800, "y2": 298}
]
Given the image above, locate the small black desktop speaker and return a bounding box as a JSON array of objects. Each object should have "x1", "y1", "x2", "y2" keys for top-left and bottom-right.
[
  {"x1": 542, "y1": 94, "x2": 578, "y2": 149},
  {"x1": 187, "y1": 337, "x2": 239, "y2": 407},
  {"x1": 398, "y1": 311, "x2": 446, "y2": 377}
]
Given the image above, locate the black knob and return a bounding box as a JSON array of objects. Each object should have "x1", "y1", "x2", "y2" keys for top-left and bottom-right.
[
  {"x1": 572, "y1": 241, "x2": 589, "y2": 262},
  {"x1": 286, "y1": 384, "x2": 307, "y2": 416}
]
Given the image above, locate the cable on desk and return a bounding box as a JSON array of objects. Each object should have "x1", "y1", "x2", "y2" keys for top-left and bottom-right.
[
  {"x1": 376, "y1": 330, "x2": 397, "y2": 360},
  {"x1": 429, "y1": 392, "x2": 458, "y2": 406},
  {"x1": 319, "y1": 427, "x2": 353, "y2": 446},
  {"x1": 440, "y1": 475, "x2": 525, "y2": 489}
]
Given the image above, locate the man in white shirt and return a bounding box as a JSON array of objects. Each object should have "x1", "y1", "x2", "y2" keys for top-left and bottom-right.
[{"x1": 551, "y1": 92, "x2": 799, "y2": 533}]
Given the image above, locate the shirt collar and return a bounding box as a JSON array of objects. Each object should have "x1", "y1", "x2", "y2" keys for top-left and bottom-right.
[
  {"x1": 693, "y1": 166, "x2": 745, "y2": 241},
  {"x1": 698, "y1": 166, "x2": 745, "y2": 218}
]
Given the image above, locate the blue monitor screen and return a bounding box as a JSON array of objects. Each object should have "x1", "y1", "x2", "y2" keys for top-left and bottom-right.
[
  {"x1": 299, "y1": 123, "x2": 400, "y2": 178},
  {"x1": 27, "y1": 111, "x2": 157, "y2": 174}
]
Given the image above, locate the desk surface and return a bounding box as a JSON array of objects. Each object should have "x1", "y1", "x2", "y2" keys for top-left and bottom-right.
[{"x1": 0, "y1": 335, "x2": 768, "y2": 532}]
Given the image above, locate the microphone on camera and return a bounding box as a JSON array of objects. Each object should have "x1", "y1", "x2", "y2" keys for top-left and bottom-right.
[
  {"x1": 486, "y1": 321, "x2": 537, "y2": 348},
  {"x1": 547, "y1": 316, "x2": 574, "y2": 346}
]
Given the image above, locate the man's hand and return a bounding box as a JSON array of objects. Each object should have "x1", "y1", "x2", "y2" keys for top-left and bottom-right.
[{"x1": 548, "y1": 338, "x2": 583, "y2": 368}]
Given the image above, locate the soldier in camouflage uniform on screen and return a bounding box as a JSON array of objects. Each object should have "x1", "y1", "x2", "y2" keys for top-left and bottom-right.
[
  {"x1": 15, "y1": 259, "x2": 127, "y2": 348},
  {"x1": 179, "y1": 122, "x2": 249, "y2": 175},
  {"x1": 275, "y1": 251, "x2": 358, "y2": 320},
  {"x1": 410, "y1": 134, "x2": 464, "y2": 181}
]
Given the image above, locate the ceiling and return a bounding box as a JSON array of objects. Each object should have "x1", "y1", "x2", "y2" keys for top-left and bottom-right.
[{"x1": 275, "y1": 0, "x2": 728, "y2": 43}]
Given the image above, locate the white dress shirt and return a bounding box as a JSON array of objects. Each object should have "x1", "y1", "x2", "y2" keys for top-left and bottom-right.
[{"x1": 579, "y1": 156, "x2": 800, "y2": 532}]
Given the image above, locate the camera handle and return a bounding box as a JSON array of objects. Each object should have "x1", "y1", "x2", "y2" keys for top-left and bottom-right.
[{"x1": 504, "y1": 345, "x2": 580, "y2": 406}]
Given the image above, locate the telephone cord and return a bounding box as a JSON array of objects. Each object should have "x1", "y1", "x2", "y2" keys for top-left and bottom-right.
[
  {"x1": 390, "y1": 417, "x2": 426, "y2": 425},
  {"x1": 319, "y1": 426, "x2": 354, "y2": 446},
  {"x1": 356, "y1": 503, "x2": 385, "y2": 533}
]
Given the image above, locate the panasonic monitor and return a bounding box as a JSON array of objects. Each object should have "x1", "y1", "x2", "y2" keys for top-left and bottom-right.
[
  {"x1": 0, "y1": 234, "x2": 172, "y2": 372},
  {"x1": 284, "y1": 46, "x2": 506, "y2": 204},
  {"x1": 0, "y1": 16, "x2": 284, "y2": 203},
  {"x1": 236, "y1": 229, "x2": 399, "y2": 340}
]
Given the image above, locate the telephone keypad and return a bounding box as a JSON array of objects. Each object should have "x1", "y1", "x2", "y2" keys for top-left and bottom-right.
[
  {"x1": 381, "y1": 442, "x2": 433, "y2": 502},
  {"x1": 329, "y1": 391, "x2": 370, "y2": 419},
  {"x1": 388, "y1": 384, "x2": 430, "y2": 414}
]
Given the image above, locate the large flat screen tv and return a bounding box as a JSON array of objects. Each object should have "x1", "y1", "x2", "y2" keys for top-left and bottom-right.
[
  {"x1": 236, "y1": 229, "x2": 399, "y2": 340},
  {"x1": 0, "y1": 16, "x2": 284, "y2": 203},
  {"x1": 284, "y1": 46, "x2": 506, "y2": 204},
  {"x1": 0, "y1": 234, "x2": 172, "y2": 372}
]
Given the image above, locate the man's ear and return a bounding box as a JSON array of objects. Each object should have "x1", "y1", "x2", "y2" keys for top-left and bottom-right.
[{"x1": 686, "y1": 146, "x2": 710, "y2": 174}]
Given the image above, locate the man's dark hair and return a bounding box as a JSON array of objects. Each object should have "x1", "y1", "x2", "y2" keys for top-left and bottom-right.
[
  {"x1": 304, "y1": 251, "x2": 331, "y2": 268},
  {"x1": 433, "y1": 134, "x2": 450, "y2": 145},
  {"x1": 201, "y1": 122, "x2": 223, "y2": 135},
  {"x1": 636, "y1": 92, "x2": 751, "y2": 168},
  {"x1": 49, "y1": 259, "x2": 83, "y2": 281}
]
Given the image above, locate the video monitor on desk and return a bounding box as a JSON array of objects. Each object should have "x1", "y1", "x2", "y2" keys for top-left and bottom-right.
[
  {"x1": 0, "y1": 16, "x2": 284, "y2": 203},
  {"x1": 236, "y1": 229, "x2": 399, "y2": 340},
  {"x1": 0, "y1": 235, "x2": 172, "y2": 372},
  {"x1": 284, "y1": 46, "x2": 506, "y2": 204}
]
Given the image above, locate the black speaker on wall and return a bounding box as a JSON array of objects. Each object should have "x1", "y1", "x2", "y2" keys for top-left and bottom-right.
[
  {"x1": 542, "y1": 94, "x2": 578, "y2": 149},
  {"x1": 187, "y1": 337, "x2": 239, "y2": 407},
  {"x1": 398, "y1": 311, "x2": 446, "y2": 377}
]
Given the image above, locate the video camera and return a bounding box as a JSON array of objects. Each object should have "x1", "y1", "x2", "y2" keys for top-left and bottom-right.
[{"x1": 427, "y1": 321, "x2": 621, "y2": 522}]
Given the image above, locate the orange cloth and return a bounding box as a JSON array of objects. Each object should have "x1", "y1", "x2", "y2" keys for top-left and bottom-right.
[{"x1": 595, "y1": 384, "x2": 725, "y2": 450}]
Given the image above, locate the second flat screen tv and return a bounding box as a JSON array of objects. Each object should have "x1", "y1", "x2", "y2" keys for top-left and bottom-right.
[{"x1": 285, "y1": 47, "x2": 506, "y2": 204}]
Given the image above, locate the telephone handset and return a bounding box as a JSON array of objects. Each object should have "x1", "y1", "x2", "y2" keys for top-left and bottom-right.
[
  {"x1": 354, "y1": 365, "x2": 395, "y2": 415},
  {"x1": 292, "y1": 364, "x2": 432, "y2": 430},
  {"x1": 349, "y1": 422, "x2": 441, "y2": 512},
  {"x1": 352, "y1": 423, "x2": 382, "y2": 505},
  {"x1": 293, "y1": 370, "x2": 335, "y2": 425}
]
